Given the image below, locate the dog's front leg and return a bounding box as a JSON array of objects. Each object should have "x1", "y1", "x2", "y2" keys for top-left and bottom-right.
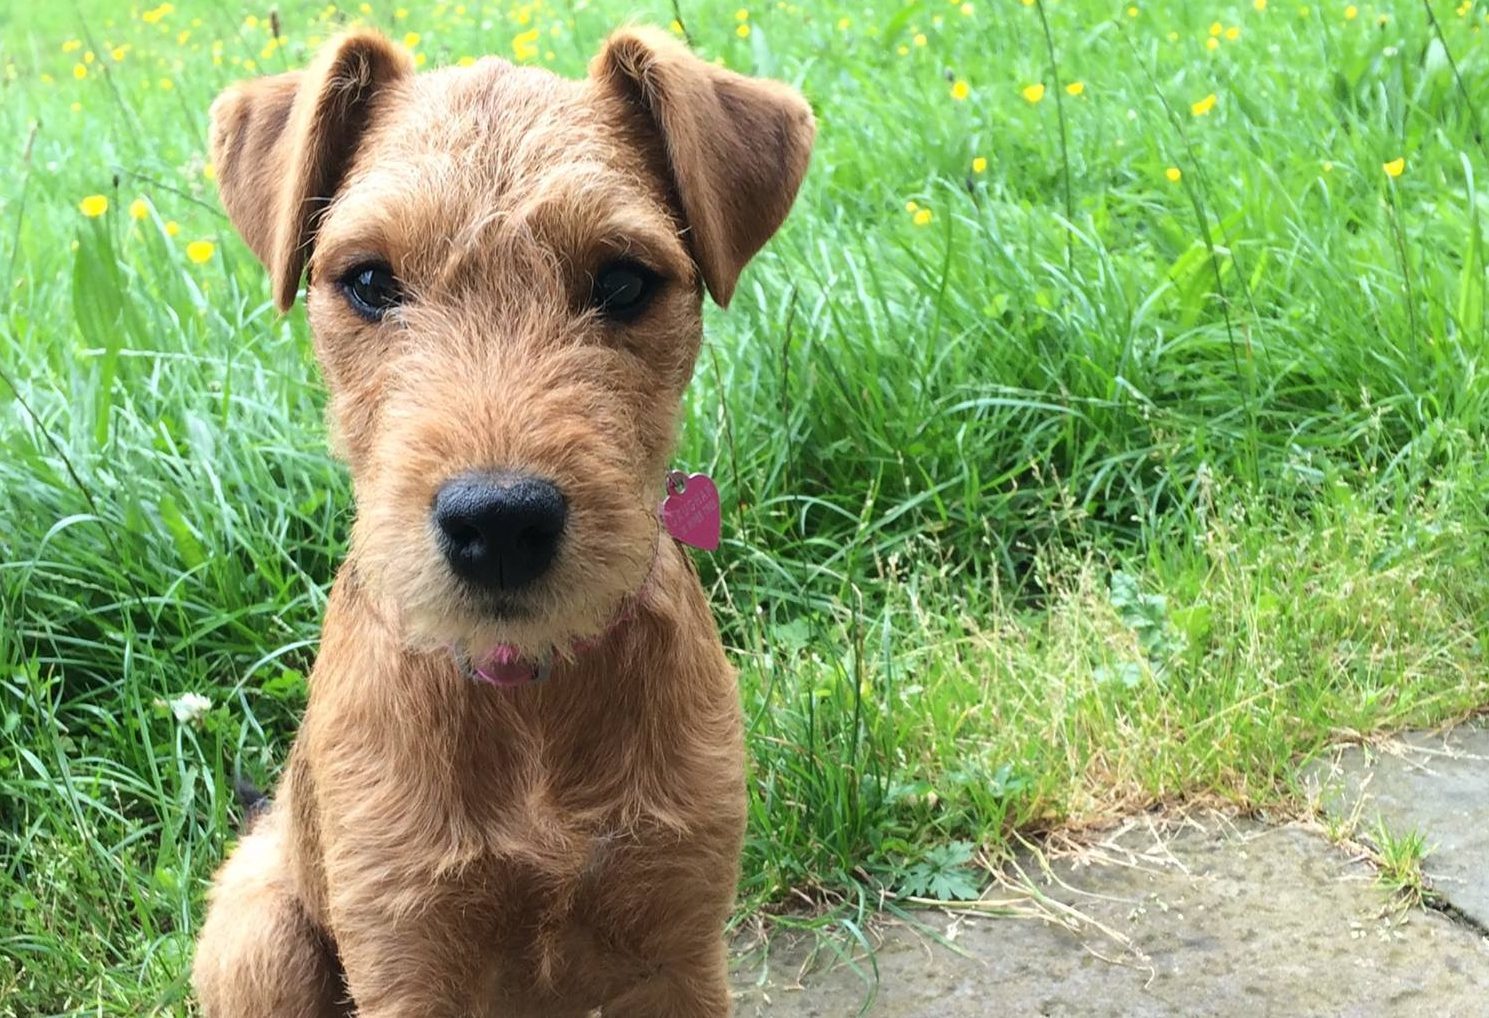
[
  {"x1": 330, "y1": 901, "x2": 478, "y2": 1018},
  {"x1": 193, "y1": 808, "x2": 349, "y2": 1018}
]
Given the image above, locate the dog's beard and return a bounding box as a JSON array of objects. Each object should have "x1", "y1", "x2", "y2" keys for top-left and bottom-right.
[{"x1": 356, "y1": 505, "x2": 659, "y2": 662}]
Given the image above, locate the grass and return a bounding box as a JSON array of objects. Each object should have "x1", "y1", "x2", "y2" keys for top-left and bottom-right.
[
  {"x1": 3, "y1": 0, "x2": 1489, "y2": 1012},
  {"x1": 1367, "y1": 820, "x2": 1434, "y2": 912}
]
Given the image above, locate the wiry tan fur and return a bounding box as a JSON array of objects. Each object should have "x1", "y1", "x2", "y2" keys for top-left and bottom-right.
[{"x1": 193, "y1": 26, "x2": 813, "y2": 1017}]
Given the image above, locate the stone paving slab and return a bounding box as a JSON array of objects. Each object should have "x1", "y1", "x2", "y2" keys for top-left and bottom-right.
[
  {"x1": 732, "y1": 818, "x2": 1489, "y2": 1017},
  {"x1": 1304, "y1": 724, "x2": 1489, "y2": 930}
]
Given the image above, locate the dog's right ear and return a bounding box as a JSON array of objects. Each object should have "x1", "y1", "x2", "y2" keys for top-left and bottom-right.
[{"x1": 208, "y1": 30, "x2": 412, "y2": 311}]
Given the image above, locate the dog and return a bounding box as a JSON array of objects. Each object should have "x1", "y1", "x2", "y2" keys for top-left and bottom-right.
[{"x1": 190, "y1": 25, "x2": 813, "y2": 1018}]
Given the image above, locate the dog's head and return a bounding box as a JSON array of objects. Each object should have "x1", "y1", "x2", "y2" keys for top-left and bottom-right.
[{"x1": 209, "y1": 28, "x2": 813, "y2": 660}]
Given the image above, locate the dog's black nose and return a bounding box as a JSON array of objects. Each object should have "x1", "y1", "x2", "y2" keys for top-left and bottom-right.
[{"x1": 433, "y1": 473, "x2": 567, "y2": 592}]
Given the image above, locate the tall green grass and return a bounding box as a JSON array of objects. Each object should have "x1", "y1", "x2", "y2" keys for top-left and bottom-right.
[{"x1": 3, "y1": 0, "x2": 1488, "y2": 1012}]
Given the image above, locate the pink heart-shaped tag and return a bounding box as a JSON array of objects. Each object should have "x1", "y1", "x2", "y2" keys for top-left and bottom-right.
[{"x1": 661, "y1": 471, "x2": 721, "y2": 552}]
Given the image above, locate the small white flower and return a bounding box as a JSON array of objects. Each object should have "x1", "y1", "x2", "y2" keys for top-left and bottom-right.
[{"x1": 169, "y1": 692, "x2": 213, "y2": 724}]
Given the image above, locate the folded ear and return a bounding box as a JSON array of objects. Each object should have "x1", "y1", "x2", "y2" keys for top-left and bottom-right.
[
  {"x1": 208, "y1": 30, "x2": 412, "y2": 311},
  {"x1": 592, "y1": 28, "x2": 815, "y2": 307}
]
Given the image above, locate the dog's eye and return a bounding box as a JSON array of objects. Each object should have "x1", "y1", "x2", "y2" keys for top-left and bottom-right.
[
  {"x1": 339, "y1": 262, "x2": 403, "y2": 321},
  {"x1": 591, "y1": 261, "x2": 659, "y2": 321}
]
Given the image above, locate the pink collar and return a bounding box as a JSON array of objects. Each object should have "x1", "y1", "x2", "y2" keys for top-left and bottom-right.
[{"x1": 464, "y1": 469, "x2": 719, "y2": 688}]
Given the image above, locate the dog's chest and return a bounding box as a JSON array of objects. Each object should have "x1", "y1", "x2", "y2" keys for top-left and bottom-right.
[{"x1": 459, "y1": 807, "x2": 673, "y2": 1010}]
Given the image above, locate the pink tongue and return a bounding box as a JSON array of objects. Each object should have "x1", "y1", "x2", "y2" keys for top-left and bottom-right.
[{"x1": 473, "y1": 645, "x2": 536, "y2": 687}]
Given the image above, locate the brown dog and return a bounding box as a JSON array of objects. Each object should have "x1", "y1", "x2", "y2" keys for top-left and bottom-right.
[{"x1": 190, "y1": 26, "x2": 812, "y2": 1018}]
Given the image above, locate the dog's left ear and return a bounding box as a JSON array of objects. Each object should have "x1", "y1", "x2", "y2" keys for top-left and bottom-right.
[
  {"x1": 209, "y1": 30, "x2": 413, "y2": 311},
  {"x1": 592, "y1": 28, "x2": 815, "y2": 307}
]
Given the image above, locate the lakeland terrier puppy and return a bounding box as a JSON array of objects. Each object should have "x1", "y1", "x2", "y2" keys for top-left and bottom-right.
[{"x1": 191, "y1": 25, "x2": 812, "y2": 1018}]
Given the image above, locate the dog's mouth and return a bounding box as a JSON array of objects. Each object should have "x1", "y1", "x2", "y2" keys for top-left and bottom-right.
[
  {"x1": 452, "y1": 592, "x2": 637, "y2": 689},
  {"x1": 465, "y1": 589, "x2": 538, "y2": 622},
  {"x1": 453, "y1": 540, "x2": 664, "y2": 689},
  {"x1": 421, "y1": 535, "x2": 646, "y2": 682}
]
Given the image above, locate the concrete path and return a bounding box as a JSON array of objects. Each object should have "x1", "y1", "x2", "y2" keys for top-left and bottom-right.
[
  {"x1": 731, "y1": 723, "x2": 1489, "y2": 1016},
  {"x1": 1306, "y1": 723, "x2": 1489, "y2": 931}
]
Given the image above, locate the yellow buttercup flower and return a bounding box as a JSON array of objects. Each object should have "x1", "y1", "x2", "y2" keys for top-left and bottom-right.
[
  {"x1": 1383, "y1": 157, "x2": 1405, "y2": 178},
  {"x1": 165, "y1": 220, "x2": 180, "y2": 236},
  {"x1": 1210, "y1": 21, "x2": 1223, "y2": 35},
  {"x1": 1344, "y1": 4, "x2": 1357, "y2": 19},
  {"x1": 1191, "y1": 93, "x2": 1217, "y2": 116},
  {"x1": 403, "y1": 32, "x2": 421, "y2": 48},
  {"x1": 129, "y1": 198, "x2": 149, "y2": 220},
  {"x1": 913, "y1": 32, "x2": 927, "y2": 46},
  {"x1": 1225, "y1": 26, "x2": 1240, "y2": 40},
  {"x1": 1021, "y1": 82, "x2": 1045, "y2": 104},
  {"x1": 1165, "y1": 167, "x2": 1182, "y2": 183},
  {"x1": 111, "y1": 46, "x2": 128, "y2": 61},
  {"x1": 737, "y1": 23, "x2": 750, "y2": 37},
  {"x1": 905, "y1": 200, "x2": 920, "y2": 213},
  {"x1": 736, "y1": 8, "x2": 749, "y2": 20},
  {"x1": 972, "y1": 156, "x2": 987, "y2": 173},
  {"x1": 913, "y1": 208, "x2": 932, "y2": 226},
  {"x1": 457, "y1": 55, "x2": 477, "y2": 66},
  {"x1": 1255, "y1": 0, "x2": 1268, "y2": 9},
  {"x1": 1206, "y1": 37, "x2": 1220, "y2": 50},
  {"x1": 186, "y1": 240, "x2": 216, "y2": 264},
  {"x1": 951, "y1": 80, "x2": 969, "y2": 100},
  {"x1": 63, "y1": 39, "x2": 82, "y2": 53},
  {"x1": 1066, "y1": 81, "x2": 1085, "y2": 96},
  {"x1": 513, "y1": 28, "x2": 540, "y2": 61},
  {"x1": 73, "y1": 63, "x2": 88, "y2": 79},
  {"x1": 203, "y1": 163, "x2": 216, "y2": 182},
  {"x1": 80, "y1": 194, "x2": 109, "y2": 217}
]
